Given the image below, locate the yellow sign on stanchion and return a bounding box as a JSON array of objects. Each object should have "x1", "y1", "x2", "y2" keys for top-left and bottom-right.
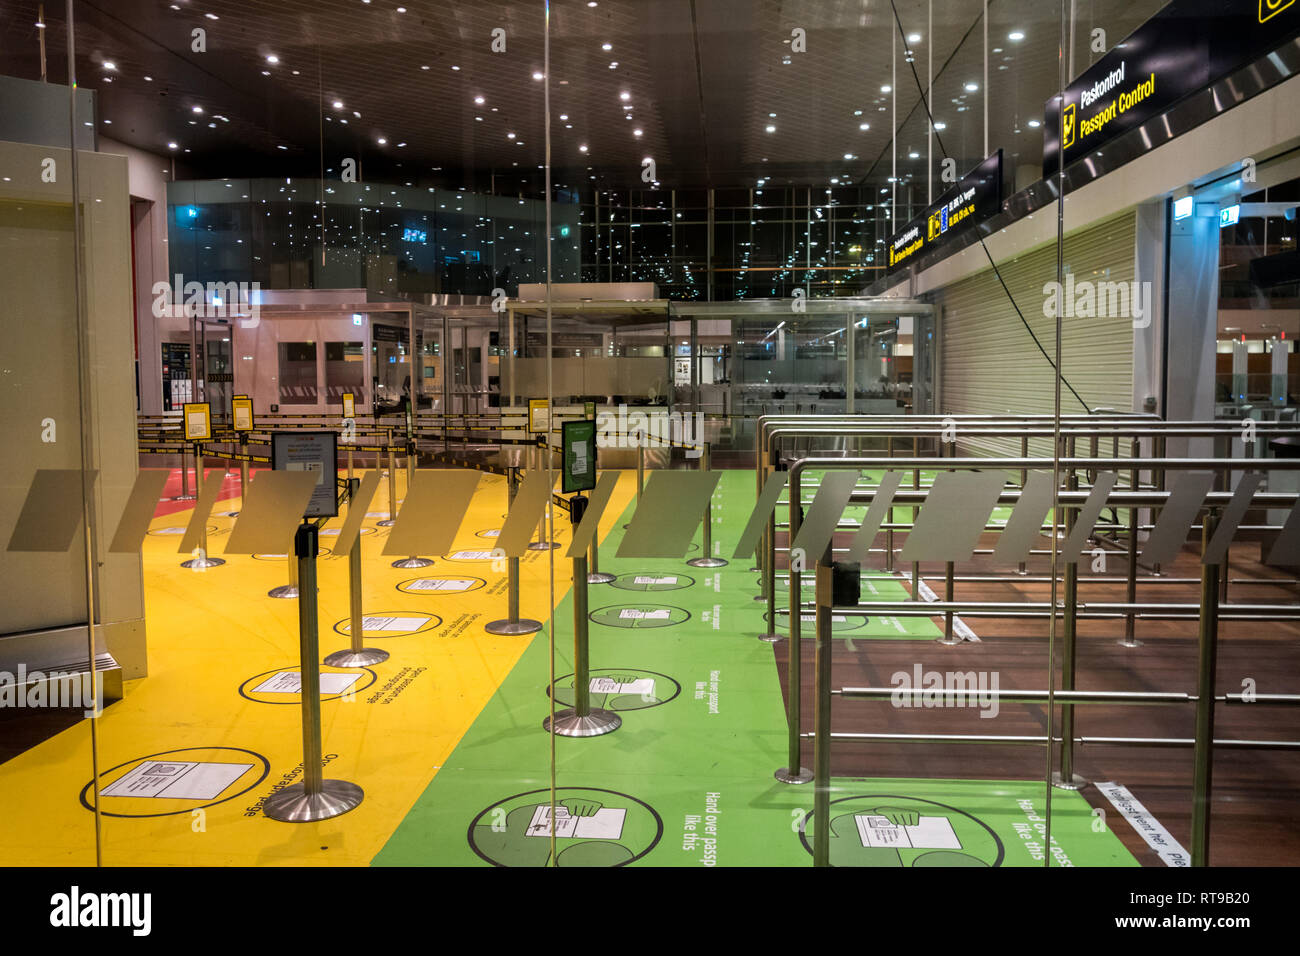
[
  {"x1": 182, "y1": 402, "x2": 212, "y2": 441},
  {"x1": 528, "y1": 399, "x2": 549, "y2": 434},
  {"x1": 232, "y1": 395, "x2": 253, "y2": 432},
  {"x1": 342, "y1": 392, "x2": 355, "y2": 420}
]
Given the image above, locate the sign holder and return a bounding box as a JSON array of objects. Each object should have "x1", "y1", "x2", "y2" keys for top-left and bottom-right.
[
  {"x1": 230, "y1": 395, "x2": 254, "y2": 517},
  {"x1": 377, "y1": 428, "x2": 397, "y2": 527},
  {"x1": 544, "y1": 494, "x2": 620, "y2": 738},
  {"x1": 485, "y1": 465, "x2": 544, "y2": 636},
  {"x1": 341, "y1": 392, "x2": 355, "y2": 483},
  {"x1": 687, "y1": 442, "x2": 727, "y2": 569},
  {"x1": 262, "y1": 520, "x2": 364, "y2": 823}
]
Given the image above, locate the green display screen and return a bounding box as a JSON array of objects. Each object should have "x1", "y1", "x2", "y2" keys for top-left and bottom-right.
[{"x1": 562, "y1": 419, "x2": 597, "y2": 493}]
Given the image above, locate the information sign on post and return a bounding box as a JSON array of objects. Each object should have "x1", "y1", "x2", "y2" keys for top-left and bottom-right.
[
  {"x1": 232, "y1": 395, "x2": 254, "y2": 432},
  {"x1": 342, "y1": 392, "x2": 355, "y2": 420},
  {"x1": 562, "y1": 419, "x2": 597, "y2": 494},
  {"x1": 183, "y1": 402, "x2": 212, "y2": 441},
  {"x1": 584, "y1": 401, "x2": 596, "y2": 421},
  {"x1": 272, "y1": 431, "x2": 339, "y2": 518},
  {"x1": 528, "y1": 399, "x2": 550, "y2": 434}
]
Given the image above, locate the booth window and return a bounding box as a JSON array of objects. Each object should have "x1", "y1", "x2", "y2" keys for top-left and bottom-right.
[
  {"x1": 325, "y1": 341, "x2": 365, "y2": 405},
  {"x1": 278, "y1": 341, "x2": 318, "y2": 404}
]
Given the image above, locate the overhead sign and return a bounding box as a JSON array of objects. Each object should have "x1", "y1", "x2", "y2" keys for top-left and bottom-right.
[
  {"x1": 272, "y1": 431, "x2": 339, "y2": 518},
  {"x1": 562, "y1": 419, "x2": 597, "y2": 494},
  {"x1": 887, "y1": 151, "x2": 1002, "y2": 273},
  {"x1": 1044, "y1": 0, "x2": 1300, "y2": 175},
  {"x1": 182, "y1": 402, "x2": 211, "y2": 441},
  {"x1": 231, "y1": 395, "x2": 253, "y2": 432}
]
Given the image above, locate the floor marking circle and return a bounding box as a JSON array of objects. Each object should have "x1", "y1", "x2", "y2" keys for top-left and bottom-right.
[
  {"x1": 467, "y1": 787, "x2": 663, "y2": 867},
  {"x1": 396, "y1": 575, "x2": 486, "y2": 595},
  {"x1": 331, "y1": 611, "x2": 442, "y2": 638},
  {"x1": 79, "y1": 746, "x2": 270, "y2": 818},
  {"x1": 608, "y1": 572, "x2": 695, "y2": 592},
  {"x1": 548, "y1": 667, "x2": 681, "y2": 712},
  {"x1": 441, "y1": 549, "x2": 502, "y2": 563},
  {"x1": 475, "y1": 529, "x2": 502, "y2": 539},
  {"x1": 149, "y1": 525, "x2": 218, "y2": 536},
  {"x1": 238, "y1": 665, "x2": 378, "y2": 704},
  {"x1": 796, "y1": 793, "x2": 1005, "y2": 867},
  {"x1": 588, "y1": 603, "x2": 691, "y2": 629}
]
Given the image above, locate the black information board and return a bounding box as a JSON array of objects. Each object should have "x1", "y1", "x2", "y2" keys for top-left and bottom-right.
[
  {"x1": 886, "y1": 151, "x2": 1002, "y2": 274},
  {"x1": 561, "y1": 419, "x2": 597, "y2": 494},
  {"x1": 1043, "y1": 0, "x2": 1300, "y2": 176},
  {"x1": 272, "y1": 431, "x2": 339, "y2": 518}
]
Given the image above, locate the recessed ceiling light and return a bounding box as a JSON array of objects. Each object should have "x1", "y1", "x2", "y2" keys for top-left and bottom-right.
[
  {"x1": 765, "y1": 124, "x2": 776, "y2": 133},
  {"x1": 907, "y1": 33, "x2": 921, "y2": 43},
  {"x1": 588, "y1": 1, "x2": 597, "y2": 6},
  {"x1": 1009, "y1": 30, "x2": 1025, "y2": 41},
  {"x1": 144, "y1": 76, "x2": 152, "y2": 81},
  {"x1": 965, "y1": 82, "x2": 979, "y2": 91},
  {"x1": 881, "y1": 84, "x2": 891, "y2": 93},
  {"x1": 168, "y1": 142, "x2": 178, "y2": 150},
  {"x1": 933, "y1": 121, "x2": 946, "y2": 130},
  {"x1": 102, "y1": 61, "x2": 116, "y2": 70},
  {"x1": 609, "y1": 62, "x2": 618, "y2": 69},
  {"x1": 1028, "y1": 119, "x2": 1041, "y2": 128},
  {"x1": 633, "y1": 128, "x2": 643, "y2": 136},
  {"x1": 908, "y1": 151, "x2": 919, "y2": 158},
  {"x1": 103, "y1": 119, "x2": 112, "y2": 124},
  {"x1": 450, "y1": 65, "x2": 460, "y2": 71},
  {"x1": 859, "y1": 122, "x2": 870, "y2": 130},
  {"x1": 204, "y1": 12, "x2": 218, "y2": 20},
  {"x1": 266, "y1": 55, "x2": 279, "y2": 64},
  {"x1": 533, "y1": 71, "x2": 544, "y2": 80},
  {"x1": 377, "y1": 137, "x2": 387, "y2": 144},
  {"x1": 579, "y1": 144, "x2": 588, "y2": 152},
  {"x1": 559, "y1": 113, "x2": 568, "y2": 120},
  {"x1": 602, "y1": 43, "x2": 612, "y2": 51},
  {"x1": 333, "y1": 100, "x2": 344, "y2": 109},
  {"x1": 191, "y1": 105, "x2": 203, "y2": 113},
  {"x1": 475, "y1": 95, "x2": 485, "y2": 104},
  {"x1": 397, "y1": 5, "x2": 406, "y2": 11},
  {"x1": 507, "y1": 132, "x2": 516, "y2": 139}
]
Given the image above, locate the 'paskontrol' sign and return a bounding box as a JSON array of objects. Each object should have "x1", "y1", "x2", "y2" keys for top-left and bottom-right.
[
  {"x1": 887, "y1": 150, "x2": 1002, "y2": 273},
  {"x1": 1044, "y1": 0, "x2": 1300, "y2": 176}
]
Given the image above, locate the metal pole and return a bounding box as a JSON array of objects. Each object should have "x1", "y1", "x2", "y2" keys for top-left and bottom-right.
[
  {"x1": 173, "y1": 441, "x2": 194, "y2": 500},
  {"x1": 545, "y1": 549, "x2": 620, "y2": 736},
  {"x1": 240, "y1": 436, "x2": 250, "y2": 507},
  {"x1": 1191, "y1": 511, "x2": 1220, "y2": 866},
  {"x1": 760, "y1": 464, "x2": 784, "y2": 642},
  {"x1": 1054, "y1": 459, "x2": 1084, "y2": 789},
  {"x1": 378, "y1": 428, "x2": 396, "y2": 527},
  {"x1": 938, "y1": 561, "x2": 958, "y2": 644},
  {"x1": 1121, "y1": 438, "x2": 1142, "y2": 647},
  {"x1": 263, "y1": 522, "x2": 364, "y2": 822},
  {"x1": 689, "y1": 443, "x2": 726, "y2": 568},
  {"x1": 529, "y1": 441, "x2": 555, "y2": 550},
  {"x1": 776, "y1": 466, "x2": 811, "y2": 783},
  {"x1": 326, "y1": 478, "x2": 389, "y2": 667},
  {"x1": 486, "y1": 466, "x2": 543, "y2": 635},
  {"x1": 811, "y1": 551, "x2": 833, "y2": 867},
  {"x1": 912, "y1": 435, "x2": 921, "y2": 596},
  {"x1": 885, "y1": 439, "x2": 895, "y2": 572},
  {"x1": 181, "y1": 445, "x2": 223, "y2": 568}
]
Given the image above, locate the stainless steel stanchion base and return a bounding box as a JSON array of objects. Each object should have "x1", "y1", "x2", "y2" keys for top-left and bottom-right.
[
  {"x1": 169, "y1": 494, "x2": 196, "y2": 502},
  {"x1": 935, "y1": 636, "x2": 963, "y2": 646},
  {"x1": 1117, "y1": 637, "x2": 1144, "y2": 648},
  {"x1": 485, "y1": 618, "x2": 543, "y2": 636},
  {"x1": 527, "y1": 541, "x2": 559, "y2": 551},
  {"x1": 544, "y1": 708, "x2": 621, "y2": 737},
  {"x1": 376, "y1": 519, "x2": 396, "y2": 527},
  {"x1": 391, "y1": 557, "x2": 434, "y2": 569},
  {"x1": 758, "y1": 631, "x2": 784, "y2": 643},
  {"x1": 181, "y1": 556, "x2": 226, "y2": 569},
  {"x1": 268, "y1": 585, "x2": 300, "y2": 599},
  {"x1": 324, "y1": 647, "x2": 390, "y2": 667},
  {"x1": 1051, "y1": 771, "x2": 1087, "y2": 791},
  {"x1": 774, "y1": 766, "x2": 813, "y2": 785},
  {"x1": 261, "y1": 779, "x2": 364, "y2": 822},
  {"x1": 687, "y1": 556, "x2": 728, "y2": 568},
  {"x1": 587, "y1": 571, "x2": 616, "y2": 584}
]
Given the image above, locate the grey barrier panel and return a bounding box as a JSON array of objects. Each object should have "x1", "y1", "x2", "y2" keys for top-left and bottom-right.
[
  {"x1": 732, "y1": 471, "x2": 789, "y2": 559},
  {"x1": 332, "y1": 471, "x2": 381, "y2": 555},
  {"x1": 992, "y1": 470, "x2": 1056, "y2": 565},
  {"x1": 617, "y1": 470, "x2": 722, "y2": 559},
  {"x1": 108, "y1": 470, "x2": 170, "y2": 553},
  {"x1": 566, "y1": 471, "x2": 619, "y2": 558},
  {"x1": 1266, "y1": 494, "x2": 1300, "y2": 566},
  {"x1": 899, "y1": 471, "x2": 1006, "y2": 563},
  {"x1": 223, "y1": 471, "x2": 319, "y2": 554},
  {"x1": 845, "y1": 471, "x2": 903, "y2": 565},
  {"x1": 494, "y1": 469, "x2": 553, "y2": 558},
  {"x1": 1060, "y1": 472, "x2": 1118, "y2": 562},
  {"x1": 382, "y1": 470, "x2": 481, "y2": 557},
  {"x1": 789, "y1": 471, "x2": 860, "y2": 564},
  {"x1": 178, "y1": 468, "x2": 227, "y2": 554},
  {"x1": 6, "y1": 469, "x2": 95, "y2": 552},
  {"x1": 1141, "y1": 471, "x2": 1215, "y2": 567},
  {"x1": 1203, "y1": 473, "x2": 1263, "y2": 566}
]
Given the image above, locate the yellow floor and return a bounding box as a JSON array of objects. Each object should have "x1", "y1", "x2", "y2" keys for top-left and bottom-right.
[{"x1": 0, "y1": 468, "x2": 636, "y2": 866}]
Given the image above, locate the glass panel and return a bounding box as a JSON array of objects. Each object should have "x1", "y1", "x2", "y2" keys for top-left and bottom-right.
[{"x1": 276, "y1": 341, "x2": 318, "y2": 406}]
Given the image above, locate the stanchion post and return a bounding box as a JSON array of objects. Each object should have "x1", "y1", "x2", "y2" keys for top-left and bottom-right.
[
  {"x1": 775, "y1": 467, "x2": 811, "y2": 784},
  {"x1": 759, "y1": 464, "x2": 785, "y2": 643},
  {"x1": 263, "y1": 521, "x2": 364, "y2": 822},
  {"x1": 885, "y1": 440, "x2": 895, "y2": 572},
  {"x1": 1191, "y1": 510, "x2": 1220, "y2": 866},
  {"x1": 546, "y1": 495, "x2": 620, "y2": 737},
  {"x1": 1121, "y1": 438, "x2": 1142, "y2": 647},
  {"x1": 588, "y1": 518, "x2": 615, "y2": 585},
  {"x1": 486, "y1": 466, "x2": 543, "y2": 636},
  {"x1": 688, "y1": 443, "x2": 727, "y2": 569},
  {"x1": 325, "y1": 478, "x2": 389, "y2": 668},
  {"x1": 377, "y1": 428, "x2": 396, "y2": 527},
  {"x1": 1054, "y1": 465, "x2": 1085, "y2": 789},
  {"x1": 937, "y1": 561, "x2": 958, "y2": 645},
  {"x1": 181, "y1": 443, "x2": 225, "y2": 569},
  {"x1": 811, "y1": 547, "x2": 834, "y2": 867}
]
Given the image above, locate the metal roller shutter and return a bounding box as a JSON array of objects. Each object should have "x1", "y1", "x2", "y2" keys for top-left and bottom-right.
[{"x1": 935, "y1": 210, "x2": 1137, "y2": 457}]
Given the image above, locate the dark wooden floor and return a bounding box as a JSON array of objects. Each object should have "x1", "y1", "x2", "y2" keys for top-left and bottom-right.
[{"x1": 772, "y1": 527, "x2": 1300, "y2": 867}]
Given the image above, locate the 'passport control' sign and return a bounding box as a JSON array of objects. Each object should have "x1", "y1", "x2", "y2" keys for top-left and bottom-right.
[{"x1": 887, "y1": 151, "x2": 1002, "y2": 274}]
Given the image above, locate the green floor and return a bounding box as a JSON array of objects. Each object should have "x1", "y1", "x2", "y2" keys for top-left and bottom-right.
[{"x1": 373, "y1": 470, "x2": 1137, "y2": 867}]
